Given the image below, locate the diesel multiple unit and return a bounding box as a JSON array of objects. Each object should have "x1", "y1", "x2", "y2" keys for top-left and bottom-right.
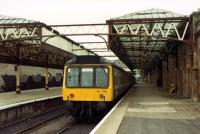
[{"x1": 62, "y1": 56, "x2": 134, "y2": 118}]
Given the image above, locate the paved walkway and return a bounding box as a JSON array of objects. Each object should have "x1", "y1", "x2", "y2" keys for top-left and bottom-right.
[
  {"x1": 0, "y1": 87, "x2": 61, "y2": 110},
  {"x1": 93, "y1": 83, "x2": 200, "y2": 134}
]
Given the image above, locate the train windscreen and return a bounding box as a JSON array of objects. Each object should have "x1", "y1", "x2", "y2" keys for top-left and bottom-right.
[{"x1": 66, "y1": 67, "x2": 109, "y2": 88}]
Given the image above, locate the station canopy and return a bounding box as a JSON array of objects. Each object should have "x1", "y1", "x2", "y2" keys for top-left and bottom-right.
[
  {"x1": 0, "y1": 9, "x2": 189, "y2": 71},
  {"x1": 0, "y1": 15, "x2": 36, "y2": 24},
  {"x1": 107, "y1": 8, "x2": 189, "y2": 71},
  {"x1": 56, "y1": 9, "x2": 189, "y2": 71},
  {"x1": 0, "y1": 15, "x2": 94, "y2": 69}
]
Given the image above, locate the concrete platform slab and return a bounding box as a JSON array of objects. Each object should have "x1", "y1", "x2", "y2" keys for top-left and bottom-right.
[
  {"x1": 91, "y1": 83, "x2": 200, "y2": 134},
  {"x1": 0, "y1": 87, "x2": 61, "y2": 110}
]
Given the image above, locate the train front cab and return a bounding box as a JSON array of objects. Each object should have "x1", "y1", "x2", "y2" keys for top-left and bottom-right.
[{"x1": 62, "y1": 64, "x2": 114, "y2": 103}]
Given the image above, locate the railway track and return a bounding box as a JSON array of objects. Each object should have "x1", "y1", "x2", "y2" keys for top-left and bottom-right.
[
  {"x1": 0, "y1": 89, "x2": 129, "y2": 134},
  {"x1": 0, "y1": 105, "x2": 70, "y2": 134},
  {"x1": 56, "y1": 121, "x2": 74, "y2": 134},
  {"x1": 56, "y1": 123, "x2": 97, "y2": 134}
]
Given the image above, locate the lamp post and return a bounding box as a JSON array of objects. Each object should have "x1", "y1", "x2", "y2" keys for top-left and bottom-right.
[{"x1": 94, "y1": 34, "x2": 109, "y2": 51}]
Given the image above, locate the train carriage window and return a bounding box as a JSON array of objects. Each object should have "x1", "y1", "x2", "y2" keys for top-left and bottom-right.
[
  {"x1": 96, "y1": 68, "x2": 108, "y2": 88},
  {"x1": 66, "y1": 66, "x2": 109, "y2": 88},
  {"x1": 81, "y1": 68, "x2": 93, "y2": 87},
  {"x1": 67, "y1": 68, "x2": 79, "y2": 87}
]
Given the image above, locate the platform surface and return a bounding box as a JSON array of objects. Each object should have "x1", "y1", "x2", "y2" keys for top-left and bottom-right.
[
  {"x1": 0, "y1": 87, "x2": 61, "y2": 110},
  {"x1": 92, "y1": 83, "x2": 200, "y2": 134}
]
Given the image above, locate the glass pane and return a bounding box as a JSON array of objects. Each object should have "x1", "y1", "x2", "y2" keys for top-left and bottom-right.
[
  {"x1": 67, "y1": 68, "x2": 79, "y2": 87},
  {"x1": 96, "y1": 68, "x2": 108, "y2": 87},
  {"x1": 81, "y1": 68, "x2": 93, "y2": 87}
]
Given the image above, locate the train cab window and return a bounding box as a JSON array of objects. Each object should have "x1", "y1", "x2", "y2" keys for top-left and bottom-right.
[
  {"x1": 66, "y1": 67, "x2": 109, "y2": 88},
  {"x1": 96, "y1": 68, "x2": 108, "y2": 88},
  {"x1": 81, "y1": 68, "x2": 93, "y2": 87},
  {"x1": 67, "y1": 68, "x2": 79, "y2": 87}
]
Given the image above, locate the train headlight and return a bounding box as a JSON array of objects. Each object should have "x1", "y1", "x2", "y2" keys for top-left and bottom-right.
[
  {"x1": 69, "y1": 93, "x2": 74, "y2": 98},
  {"x1": 99, "y1": 94, "x2": 105, "y2": 99}
]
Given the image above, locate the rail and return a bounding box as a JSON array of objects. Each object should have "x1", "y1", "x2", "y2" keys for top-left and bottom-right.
[{"x1": 0, "y1": 105, "x2": 68, "y2": 134}]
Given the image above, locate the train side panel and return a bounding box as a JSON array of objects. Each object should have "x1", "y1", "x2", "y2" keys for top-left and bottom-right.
[{"x1": 112, "y1": 67, "x2": 133, "y2": 99}]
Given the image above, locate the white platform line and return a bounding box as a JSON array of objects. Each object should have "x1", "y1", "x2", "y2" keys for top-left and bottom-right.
[
  {"x1": 89, "y1": 89, "x2": 131, "y2": 134},
  {"x1": 0, "y1": 95, "x2": 62, "y2": 110}
]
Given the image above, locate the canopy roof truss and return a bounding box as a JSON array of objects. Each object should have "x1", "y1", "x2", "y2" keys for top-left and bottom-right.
[
  {"x1": 49, "y1": 24, "x2": 129, "y2": 69},
  {"x1": 47, "y1": 9, "x2": 190, "y2": 71},
  {"x1": 0, "y1": 15, "x2": 95, "y2": 69},
  {"x1": 0, "y1": 23, "x2": 73, "y2": 68},
  {"x1": 0, "y1": 9, "x2": 190, "y2": 71},
  {"x1": 107, "y1": 9, "x2": 190, "y2": 71}
]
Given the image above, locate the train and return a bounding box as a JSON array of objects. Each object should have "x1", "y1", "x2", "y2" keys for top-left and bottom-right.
[{"x1": 62, "y1": 56, "x2": 134, "y2": 119}]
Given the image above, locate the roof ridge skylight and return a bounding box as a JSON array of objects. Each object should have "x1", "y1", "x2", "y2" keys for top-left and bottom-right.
[
  {"x1": 0, "y1": 14, "x2": 40, "y2": 24},
  {"x1": 111, "y1": 8, "x2": 187, "y2": 20}
]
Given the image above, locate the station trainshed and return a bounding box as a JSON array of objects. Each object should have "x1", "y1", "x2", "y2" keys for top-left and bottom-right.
[
  {"x1": 0, "y1": 15, "x2": 95, "y2": 93},
  {"x1": 48, "y1": 9, "x2": 200, "y2": 101}
]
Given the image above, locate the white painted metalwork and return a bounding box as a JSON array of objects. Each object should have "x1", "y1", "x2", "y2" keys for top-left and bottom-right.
[
  {"x1": 0, "y1": 27, "x2": 38, "y2": 40},
  {"x1": 113, "y1": 22, "x2": 189, "y2": 41},
  {"x1": 51, "y1": 25, "x2": 108, "y2": 35},
  {"x1": 111, "y1": 9, "x2": 189, "y2": 70},
  {"x1": 0, "y1": 15, "x2": 94, "y2": 57}
]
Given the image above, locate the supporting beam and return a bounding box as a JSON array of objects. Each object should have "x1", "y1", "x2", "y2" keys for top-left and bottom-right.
[
  {"x1": 45, "y1": 67, "x2": 49, "y2": 90},
  {"x1": 15, "y1": 65, "x2": 21, "y2": 94},
  {"x1": 78, "y1": 42, "x2": 107, "y2": 44}
]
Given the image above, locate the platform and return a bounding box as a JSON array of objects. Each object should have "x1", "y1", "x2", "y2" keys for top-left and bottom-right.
[
  {"x1": 91, "y1": 83, "x2": 200, "y2": 134},
  {"x1": 0, "y1": 87, "x2": 61, "y2": 110}
]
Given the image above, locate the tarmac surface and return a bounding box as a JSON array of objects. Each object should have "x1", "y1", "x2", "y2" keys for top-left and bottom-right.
[
  {"x1": 0, "y1": 87, "x2": 61, "y2": 110},
  {"x1": 93, "y1": 83, "x2": 200, "y2": 134}
]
